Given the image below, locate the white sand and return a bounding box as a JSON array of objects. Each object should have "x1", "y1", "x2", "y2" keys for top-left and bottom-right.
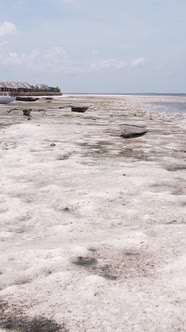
[{"x1": 0, "y1": 95, "x2": 186, "y2": 332}]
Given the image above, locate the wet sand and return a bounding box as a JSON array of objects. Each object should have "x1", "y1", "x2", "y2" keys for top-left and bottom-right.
[{"x1": 0, "y1": 95, "x2": 186, "y2": 332}]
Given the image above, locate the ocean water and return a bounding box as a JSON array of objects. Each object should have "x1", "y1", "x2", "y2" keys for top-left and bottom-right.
[
  {"x1": 64, "y1": 93, "x2": 186, "y2": 114},
  {"x1": 145, "y1": 101, "x2": 186, "y2": 114}
]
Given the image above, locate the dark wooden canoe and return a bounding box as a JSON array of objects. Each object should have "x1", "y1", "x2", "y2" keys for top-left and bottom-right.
[
  {"x1": 71, "y1": 106, "x2": 89, "y2": 113},
  {"x1": 16, "y1": 97, "x2": 39, "y2": 102},
  {"x1": 121, "y1": 131, "x2": 147, "y2": 138}
]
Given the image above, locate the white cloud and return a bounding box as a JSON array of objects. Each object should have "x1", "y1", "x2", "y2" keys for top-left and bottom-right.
[
  {"x1": 9, "y1": 52, "x2": 17, "y2": 57},
  {"x1": 0, "y1": 45, "x2": 37, "y2": 66},
  {"x1": 90, "y1": 57, "x2": 145, "y2": 71},
  {"x1": 0, "y1": 45, "x2": 70, "y2": 72},
  {"x1": 42, "y1": 47, "x2": 68, "y2": 69},
  {"x1": 131, "y1": 57, "x2": 145, "y2": 66},
  {"x1": 0, "y1": 36, "x2": 145, "y2": 77},
  {"x1": 0, "y1": 21, "x2": 16, "y2": 39},
  {"x1": 90, "y1": 59, "x2": 128, "y2": 71}
]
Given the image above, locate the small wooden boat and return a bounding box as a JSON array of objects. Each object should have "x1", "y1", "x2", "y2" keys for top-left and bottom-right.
[
  {"x1": 120, "y1": 124, "x2": 148, "y2": 139},
  {"x1": 45, "y1": 97, "x2": 53, "y2": 100},
  {"x1": 71, "y1": 106, "x2": 89, "y2": 113},
  {"x1": 16, "y1": 96, "x2": 39, "y2": 102},
  {"x1": 120, "y1": 131, "x2": 147, "y2": 139}
]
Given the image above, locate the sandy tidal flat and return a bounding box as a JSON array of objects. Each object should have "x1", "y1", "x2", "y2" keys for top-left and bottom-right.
[{"x1": 0, "y1": 95, "x2": 186, "y2": 332}]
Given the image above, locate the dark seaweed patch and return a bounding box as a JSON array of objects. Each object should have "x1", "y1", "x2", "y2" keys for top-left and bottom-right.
[
  {"x1": 73, "y1": 256, "x2": 97, "y2": 266},
  {"x1": 0, "y1": 301, "x2": 68, "y2": 332}
]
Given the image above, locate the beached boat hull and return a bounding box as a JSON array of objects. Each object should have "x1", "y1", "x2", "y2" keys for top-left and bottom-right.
[
  {"x1": 16, "y1": 96, "x2": 39, "y2": 102},
  {"x1": 0, "y1": 96, "x2": 16, "y2": 104},
  {"x1": 71, "y1": 106, "x2": 89, "y2": 113}
]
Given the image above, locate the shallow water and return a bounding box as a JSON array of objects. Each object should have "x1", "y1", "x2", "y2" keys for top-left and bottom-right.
[{"x1": 146, "y1": 101, "x2": 186, "y2": 114}]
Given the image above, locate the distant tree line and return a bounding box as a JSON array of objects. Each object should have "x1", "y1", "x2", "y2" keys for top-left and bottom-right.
[
  {"x1": 33, "y1": 87, "x2": 61, "y2": 93},
  {"x1": 49, "y1": 87, "x2": 61, "y2": 92}
]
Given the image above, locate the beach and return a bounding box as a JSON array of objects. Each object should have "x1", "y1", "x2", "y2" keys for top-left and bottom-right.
[{"x1": 0, "y1": 94, "x2": 186, "y2": 332}]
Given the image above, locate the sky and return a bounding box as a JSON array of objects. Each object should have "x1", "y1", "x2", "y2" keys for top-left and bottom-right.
[{"x1": 0, "y1": 0, "x2": 186, "y2": 93}]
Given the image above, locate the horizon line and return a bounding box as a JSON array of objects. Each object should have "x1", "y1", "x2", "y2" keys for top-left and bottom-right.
[{"x1": 63, "y1": 92, "x2": 186, "y2": 95}]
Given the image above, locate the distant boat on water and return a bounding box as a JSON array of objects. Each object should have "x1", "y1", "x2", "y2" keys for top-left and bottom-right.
[{"x1": 0, "y1": 93, "x2": 16, "y2": 104}]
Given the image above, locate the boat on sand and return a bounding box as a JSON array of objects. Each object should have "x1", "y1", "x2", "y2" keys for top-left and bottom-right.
[
  {"x1": 71, "y1": 106, "x2": 89, "y2": 113},
  {"x1": 0, "y1": 93, "x2": 16, "y2": 104},
  {"x1": 16, "y1": 96, "x2": 39, "y2": 102}
]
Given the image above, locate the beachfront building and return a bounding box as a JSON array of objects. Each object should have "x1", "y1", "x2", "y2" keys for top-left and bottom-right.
[
  {"x1": 0, "y1": 81, "x2": 33, "y2": 94},
  {"x1": 15, "y1": 82, "x2": 33, "y2": 94},
  {"x1": 0, "y1": 82, "x2": 6, "y2": 92},
  {"x1": 34, "y1": 84, "x2": 50, "y2": 93},
  {"x1": 0, "y1": 81, "x2": 61, "y2": 95}
]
